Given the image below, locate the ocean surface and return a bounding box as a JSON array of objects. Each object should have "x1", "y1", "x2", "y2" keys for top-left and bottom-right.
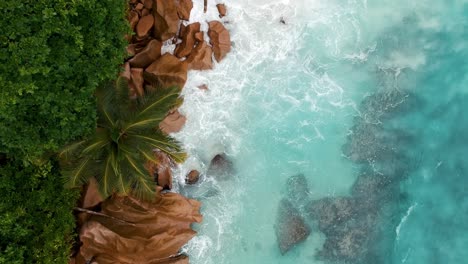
[{"x1": 173, "y1": 0, "x2": 468, "y2": 263}]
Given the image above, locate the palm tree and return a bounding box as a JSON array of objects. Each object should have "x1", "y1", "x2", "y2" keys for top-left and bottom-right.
[{"x1": 59, "y1": 77, "x2": 185, "y2": 200}]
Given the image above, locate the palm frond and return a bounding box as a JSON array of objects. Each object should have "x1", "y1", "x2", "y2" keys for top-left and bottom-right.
[
  {"x1": 63, "y1": 157, "x2": 93, "y2": 188},
  {"x1": 58, "y1": 140, "x2": 86, "y2": 162},
  {"x1": 125, "y1": 153, "x2": 156, "y2": 200},
  {"x1": 133, "y1": 132, "x2": 186, "y2": 163},
  {"x1": 81, "y1": 129, "x2": 110, "y2": 156},
  {"x1": 123, "y1": 86, "x2": 181, "y2": 134},
  {"x1": 95, "y1": 151, "x2": 117, "y2": 198}
]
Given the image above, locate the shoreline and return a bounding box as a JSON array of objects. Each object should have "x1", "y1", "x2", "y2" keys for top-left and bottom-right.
[{"x1": 71, "y1": 0, "x2": 232, "y2": 263}]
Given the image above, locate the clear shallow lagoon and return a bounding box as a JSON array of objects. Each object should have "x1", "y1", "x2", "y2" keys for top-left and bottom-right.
[{"x1": 174, "y1": 0, "x2": 468, "y2": 263}]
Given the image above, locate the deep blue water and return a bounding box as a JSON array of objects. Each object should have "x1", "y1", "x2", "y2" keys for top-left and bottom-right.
[{"x1": 175, "y1": 1, "x2": 468, "y2": 263}]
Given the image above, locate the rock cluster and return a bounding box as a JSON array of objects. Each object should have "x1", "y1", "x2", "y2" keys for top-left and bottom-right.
[
  {"x1": 309, "y1": 90, "x2": 417, "y2": 263},
  {"x1": 123, "y1": 0, "x2": 231, "y2": 135},
  {"x1": 71, "y1": 1, "x2": 233, "y2": 263},
  {"x1": 72, "y1": 193, "x2": 202, "y2": 264}
]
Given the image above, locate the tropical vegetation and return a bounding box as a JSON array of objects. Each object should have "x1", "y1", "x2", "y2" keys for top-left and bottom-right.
[
  {"x1": 0, "y1": 0, "x2": 129, "y2": 262},
  {"x1": 59, "y1": 77, "x2": 185, "y2": 200},
  {"x1": 0, "y1": 0, "x2": 128, "y2": 161}
]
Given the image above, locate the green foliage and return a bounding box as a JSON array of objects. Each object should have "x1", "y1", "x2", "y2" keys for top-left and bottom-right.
[
  {"x1": 0, "y1": 160, "x2": 79, "y2": 264},
  {"x1": 60, "y1": 77, "x2": 186, "y2": 200},
  {"x1": 0, "y1": 0, "x2": 129, "y2": 160}
]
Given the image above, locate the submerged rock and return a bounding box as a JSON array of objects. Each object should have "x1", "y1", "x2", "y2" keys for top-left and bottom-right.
[
  {"x1": 308, "y1": 197, "x2": 356, "y2": 233},
  {"x1": 275, "y1": 199, "x2": 310, "y2": 255},
  {"x1": 286, "y1": 173, "x2": 310, "y2": 206},
  {"x1": 318, "y1": 223, "x2": 370, "y2": 263}
]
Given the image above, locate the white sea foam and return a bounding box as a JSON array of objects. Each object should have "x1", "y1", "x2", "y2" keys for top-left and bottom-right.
[
  {"x1": 169, "y1": 0, "x2": 440, "y2": 263},
  {"x1": 396, "y1": 203, "x2": 418, "y2": 241}
]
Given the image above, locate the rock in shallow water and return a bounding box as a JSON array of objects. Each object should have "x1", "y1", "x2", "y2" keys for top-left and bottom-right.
[
  {"x1": 286, "y1": 173, "x2": 310, "y2": 206},
  {"x1": 275, "y1": 199, "x2": 310, "y2": 255},
  {"x1": 207, "y1": 153, "x2": 234, "y2": 178},
  {"x1": 307, "y1": 197, "x2": 356, "y2": 233},
  {"x1": 185, "y1": 170, "x2": 200, "y2": 185}
]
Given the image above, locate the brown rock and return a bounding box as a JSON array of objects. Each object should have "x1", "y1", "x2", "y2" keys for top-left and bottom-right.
[
  {"x1": 136, "y1": 15, "x2": 154, "y2": 37},
  {"x1": 120, "y1": 62, "x2": 131, "y2": 80},
  {"x1": 174, "y1": 22, "x2": 200, "y2": 58},
  {"x1": 194, "y1": 31, "x2": 204, "y2": 42},
  {"x1": 198, "y1": 84, "x2": 208, "y2": 90},
  {"x1": 143, "y1": 0, "x2": 153, "y2": 9},
  {"x1": 160, "y1": 109, "x2": 186, "y2": 134},
  {"x1": 130, "y1": 68, "x2": 144, "y2": 97},
  {"x1": 204, "y1": 0, "x2": 207, "y2": 13},
  {"x1": 216, "y1": 4, "x2": 227, "y2": 18},
  {"x1": 208, "y1": 21, "x2": 231, "y2": 62},
  {"x1": 186, "y1": 41, "x2": 213, "y2": 70},
  {"x1": 275, "y1": 199, "x2": 310, "y2": 254},
  {"x1": 153, "y1": 0, "x2": 180, "y2": 41},
  {"x1": 186, "y1": 170, "x2": 200, "y2": 184},
  {"x1": 128, "y1": 39, "x2": 162, "y2": 68},
  {"x1": 135, "y1": 3, "x2": 144, "y2": 10},
  {"x1": 207, "y1": 153, "x2": 234, "y2": 178},
  {"x1": 79, "y1": 194, "x2": 202, "y2": 264},
  {"x1": 145, "y1": 53, "x2": 188, "y2": 89},
  {"x1": 126, "y1": 44, "x2": 136, "y2": 56},
  {"x1": 128, "y1": 11, "x2": 139, "y2": 30},
  {"x1": 141, "y1": 8, "x2": 150, "y2": 17},
  {"x1": 155, "y1": 151, "x2": 173, "y2": 190},
  {"x1": 157, "y1": 255, "x2": 189, "y2": 264},
  {"x1": 176, "y1": 0, "x2": 193, "y2": 20},
  {"x1": 82, "y1": 178, "x2": 104, "y2": 209}
]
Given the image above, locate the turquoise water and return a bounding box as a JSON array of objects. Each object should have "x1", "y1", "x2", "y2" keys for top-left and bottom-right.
[{"x1": 174, "y1": 0, "x2": 468, "y2": 263}]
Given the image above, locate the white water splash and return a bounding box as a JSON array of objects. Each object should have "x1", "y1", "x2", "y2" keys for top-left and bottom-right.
[{"x1": 396, "y1": 203, "x2": 418, "y2": 241}]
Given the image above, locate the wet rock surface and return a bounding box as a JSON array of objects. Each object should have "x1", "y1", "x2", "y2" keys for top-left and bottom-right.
[
  {"x1": 216, "y1": 4, "x2": 227, "y2": 18},
  {"x1": 175, "y1": 22, "x2": 201, "y2": 58},
  {"x1": 185, "y1": 170, "x2": 200, "y2": 184},
  {"x1": 208, "y1": 21, "x2": 231, "y2": 62},
  {"x1": 72, "y1": 1, "x2": 234, "y2": 263},
  {"x1": 186, "y1": 41, "x2": 213, "y2": 70},
  {"x1": 207, "y1": 153, "x2": 234, "y2": 178},
  {"x1": 275, "y1": 199, "x2": 311, "y2": 255}
]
